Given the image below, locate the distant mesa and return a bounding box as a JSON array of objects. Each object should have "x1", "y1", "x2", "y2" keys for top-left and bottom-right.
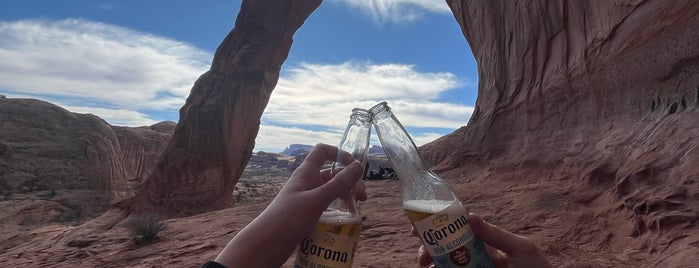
[
  {"x1": 280, "y1": 144, "x2": 314, "y2": 156},
  {"x1": 280, "y1": 144, "x2": 385, "y2": 157},
  {"x1": 368, "y1": 145, "x2": 385, "y2": 156}
]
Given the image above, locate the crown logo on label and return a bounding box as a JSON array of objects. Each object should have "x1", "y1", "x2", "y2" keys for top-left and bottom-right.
[
  {"x1": 432, "y1": 214, "x2": 449, "y2": 227},
  {"x1": 322, "y1": 234, "x2": 336, "y2": 245}
]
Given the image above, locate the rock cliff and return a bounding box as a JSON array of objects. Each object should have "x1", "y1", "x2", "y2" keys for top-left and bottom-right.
[
  {"x1": 418, "y1": 1, "x2": 699, "y2": 266},
  {"x1": 0, "y1": 98, "x2": 173, "y2": 224},
  {"x1": 116, "y1": 0, "x2": 323, "y2": 217}
]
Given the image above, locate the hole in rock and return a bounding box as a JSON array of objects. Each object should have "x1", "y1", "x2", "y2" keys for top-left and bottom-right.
[
  {"x1": 651, "y1": 100, "x2": 656, "y2": 111},
  {"x1": 668, "y1": 102, "x2": 678, "y2": 114},
  {"x1": 681, "y1": 98, "x2": 687, "y2": 111}
]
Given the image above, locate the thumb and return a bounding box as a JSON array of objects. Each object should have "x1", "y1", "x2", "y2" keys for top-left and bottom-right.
[
  {"x1": 314, "y1": 160, "x2": 363, "y2": 202},
  {"x1": 468, "y1": 213, "x2": 535, "y2": 256}
]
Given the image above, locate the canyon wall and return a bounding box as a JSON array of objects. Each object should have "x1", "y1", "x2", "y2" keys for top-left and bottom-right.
[{"x1": 418, "y1": 1, "x2": 699, "y2": 266}]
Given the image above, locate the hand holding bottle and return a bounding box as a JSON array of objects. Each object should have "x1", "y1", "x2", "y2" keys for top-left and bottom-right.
[
  {"x1": 371, "y1": 102, "x2": 493, "y2": 268},
  {"x1": 294, "y1": 108, "x2": 372, "y2": 268},
  {"x1": 213, "y1": 144, "x2": 365, "y2": 268},
  {"x1": 415, "y1": 213, "x2": 553, "y2": 268}
]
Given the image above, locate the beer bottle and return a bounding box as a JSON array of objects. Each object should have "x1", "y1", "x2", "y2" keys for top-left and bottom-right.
[
  {"x1": 370, "y1": 102, "x2": 493, "y2": 268},
  {"x1": 294, "y1": 108, "x2": 371, "y2": 268}
]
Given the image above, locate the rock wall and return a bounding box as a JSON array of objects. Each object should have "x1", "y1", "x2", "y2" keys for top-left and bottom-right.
[
  {"x1": 418, "y1": 1, "x2": 699, "y2": 266},
  {"x1": 111, "y1": 122, "x2": 175, "y2": 193},
  {"x1": 117, "y1": 0, "x2": 323, "y2": 217},
  {"x1": 0, "y1": 98, "x2": 173, "y2": 224},
  {"x1": 435, "y1": 0, "x2": 699, "y2": 159}
]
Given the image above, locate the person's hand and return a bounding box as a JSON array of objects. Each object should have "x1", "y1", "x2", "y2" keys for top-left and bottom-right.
[
  {"x1": 215, "y1": 143, "x2": 365, "y2": 268},
  {"x1": 415, "y1": 213, "x2": 552, "y2": 268}
]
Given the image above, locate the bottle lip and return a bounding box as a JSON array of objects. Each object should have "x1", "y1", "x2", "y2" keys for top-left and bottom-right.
[
  {"x1": 352, "y1": 108, "x2": 371, "y2": 114},
  {"x1": 369, "y1": 101, "x2": 391, "y2": 120},
  {"x1": 369, "y1": 101, "x2": 389, "y2": 113},
  {"x1": 351, "y1": 108, "x2": 372, "y2": 121}
]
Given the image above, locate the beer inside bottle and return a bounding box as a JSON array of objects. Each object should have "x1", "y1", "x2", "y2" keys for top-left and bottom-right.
[
  {"x1": 294, "y1": 108, "x2": 371, "y2": 268},
  {"x1": 295, "y1": 210, "x2": 362, "y2": 268},
  {"x1": 370, "y1": 101, "x2": 494, "y2": 268},
  {"x1": 315, "y1": 210, "x2": 363, "y2": 238},
  {"x1": 405, "y1": 199, "x2": 491, "y2": 268}
]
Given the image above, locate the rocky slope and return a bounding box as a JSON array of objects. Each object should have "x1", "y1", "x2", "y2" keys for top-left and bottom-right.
[
  {"x1": 0, "y1": 179, "x2": 671, "y2": 267},
  {"x1": 0, "y1": 98, "x2": 173, "y2": 225}
]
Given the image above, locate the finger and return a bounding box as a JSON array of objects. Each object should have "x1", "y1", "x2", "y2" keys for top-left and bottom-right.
[
  {"x1": 322, "y1": 168, "x2": 367, "y2": 202},
  {"x1": 314, "y1": 160, "x2": 363, "y2": 202},
  {"x1": 468, "y1": 213, "x2": 535, "y2": 256},
  {"x1": 417, "y1": 245, "x2": 432, "y2": 267},
  {"x1": 355, "y1": 179, "x2": 367, "y2": 201},
  {"x1": 320, "y1": 168, "x2": 332, "y2": 180},
  {"x1": 297, "y1": 144, "x2": 339, "y2": 172}
]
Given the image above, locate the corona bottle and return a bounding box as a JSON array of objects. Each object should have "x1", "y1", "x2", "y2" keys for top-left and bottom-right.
[
  {"x1": 370, "y1": 102, "x2": 493, "y2": 268},
  {"x1": 294, "y1": 108, "x2": 371, "y2": 268}
]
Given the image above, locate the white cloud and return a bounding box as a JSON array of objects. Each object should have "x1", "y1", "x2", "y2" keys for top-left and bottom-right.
[
  {"x1": 0, "y1": 19, "x2": 472, "y2": 153},
  {"x1": 329, "y1": 0, "x2": 452, "y2": 23},
  {"x1": 0, "y1": 19, "x2": 211, "y2": 113},
  {"x1": 255, "y1": 125, "x2": 450, "y2": 153},
  {"x1": 255, "y1": 125, "x2": 343, "y2": 153},
  {"x1": 266, "y1": 61, "x2": 472, "y2": 131},
  {"x1": 411, "y1": 132, "x2": 446, "y2": 147},
  {"x1": 61, "y1": 105, "x2": 158, "y2": 127},
  {"x1": 254, "y1": 61, "x2": 474, "y2": 152}
]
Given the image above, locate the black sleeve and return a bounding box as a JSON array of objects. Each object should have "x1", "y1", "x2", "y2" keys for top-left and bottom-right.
[{"x1": 201, "y1": 261, "x2": 227, "y2": 268}]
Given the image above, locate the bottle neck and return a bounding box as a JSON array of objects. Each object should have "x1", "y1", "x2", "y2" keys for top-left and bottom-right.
[
  {"x1": 370, "y1": 103, "x2": 429, "y2": 183},
  {"x1": 328, "y1": 108, "x2": 371, "y2": 216},
  {"x1": 370, "y1": 102, "x2": 456, "y2": 202},
  {"x1": 336, "y1": 108, "x2": 372, "y2": 167}
]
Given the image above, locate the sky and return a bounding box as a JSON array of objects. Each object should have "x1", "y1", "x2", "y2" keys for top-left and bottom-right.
[{"x1": 0, "y1": 0, "x2": 479, "y2": 153}]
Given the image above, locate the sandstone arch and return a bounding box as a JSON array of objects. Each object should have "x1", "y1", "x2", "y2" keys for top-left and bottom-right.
[{"x1": 117, "y1": 0, "x2": 322, "y2": 217}]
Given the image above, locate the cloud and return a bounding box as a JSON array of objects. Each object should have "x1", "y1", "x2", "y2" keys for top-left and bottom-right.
[
  {"x1": 255, "y1": 125, "x2": 344, "y2": 153},
  {"x1": 0, "y1": 19, "x2": 211, "y2": 113},
  {"x1": 266, "y1": 61, "x2": 472, "y2": 131},
  {"x1": 329, "y1": 0, "x2": 452, "y2": 23},
  {"x1": 411, "y1": 132, "x2": 447, "y2": 147},
  {"x1": 0, "y1": 19, "x2": 472, "y2": 153},
  {"x1": 256, "y1": 61, "x2": 474, "y2": 152},
  {"x1": 61, "y1": 105, "x2": 158, "y2": 127},
  {"x1": 255, "y1": 126, "x2": 450, "y2": 153}
]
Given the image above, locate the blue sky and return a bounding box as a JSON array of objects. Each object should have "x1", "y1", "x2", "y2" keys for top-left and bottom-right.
[{"x1": 0, "y1": 0, "x2": 478, "y2": 153}]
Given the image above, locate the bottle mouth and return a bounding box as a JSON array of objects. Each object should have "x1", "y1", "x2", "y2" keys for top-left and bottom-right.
[
  {"x1": 368, "y1": 101, "x2": 390, "y2": 121},
  {"x1": 351, "y1": 108, "x2": 372, "y2": 121}
]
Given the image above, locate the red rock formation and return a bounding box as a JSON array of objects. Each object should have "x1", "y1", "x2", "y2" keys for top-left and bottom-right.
[
  {"x1": 0, "y1": 98, "x2": 173, "y2": 224},
  {"x1": 111, "y1": 123, "x2": 175, "y2": 194},
  {"x1": 417, "y1": 1, "x2": 699, "y2": 266},
  {"x1": 117, "y1": 0, "x2": 323, "y2": 217}
]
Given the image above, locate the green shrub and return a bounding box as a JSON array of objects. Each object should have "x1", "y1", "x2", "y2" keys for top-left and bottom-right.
[{"x1": 125, "y1": 213, "x2": 165, "y2": 244}]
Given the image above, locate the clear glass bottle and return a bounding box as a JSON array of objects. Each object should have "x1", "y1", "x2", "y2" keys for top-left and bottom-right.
[
  {"x1": 370, "y1": 101, "x2": 493, "y2": 268},
  {"x1": 294, "y1": 108, "x2": 371, "y2": 268}
]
